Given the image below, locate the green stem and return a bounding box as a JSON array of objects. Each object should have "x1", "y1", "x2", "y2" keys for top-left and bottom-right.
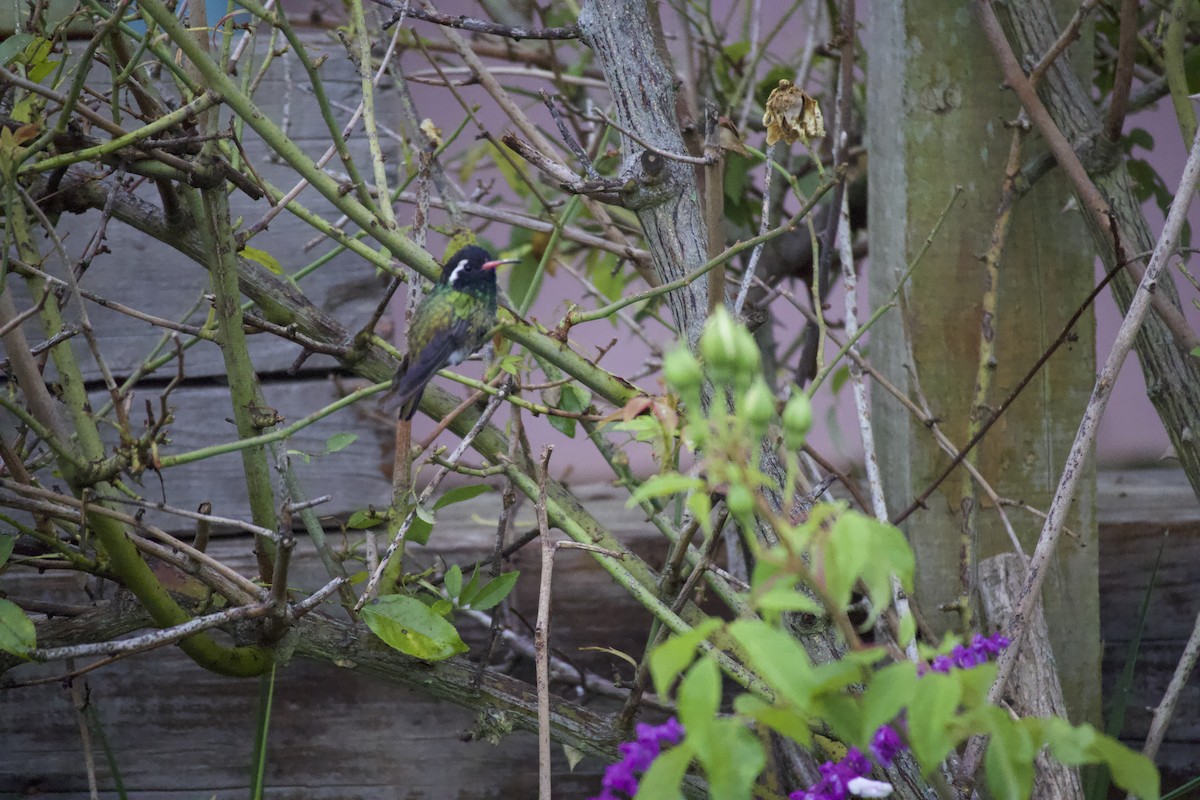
[
  {"x1": 158, "y1": 382, "x2": 382, "y2": 468},
  {"x1": 565, "y1": 170, "x2": 842, "y2": 326},
  {"x1": 235, "y1": 0, "x2": 379, "y2": 213},
  {"x1": 517, "y1": 195, "x2": 582, "y2": 316},
  {"x1": 349, "y1": 0, "x2": 396, "y2": 228},
  {"x1": 1164, "y1": 0, "x2": 1199, "y2": 146},
  {"x1": 191, "y1": 185, "x2": 279, "y2": 563},
  {"x1": 22, "y1": 92, "x2": 220, "y2": 175},
  {"x1": 9, "y1": 203, "x2": 270, "y2": 677}
]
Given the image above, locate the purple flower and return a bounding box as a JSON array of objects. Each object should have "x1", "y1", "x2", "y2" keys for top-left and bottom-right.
[
  {"x1": 929, "y1": 654, "x2": 954, "y2": 674},
  {"x1": 790, "y1": 746, "x2": 873, "y2": 800},
  {"x1": 926, "y1": 631, "x2": 1010, "y2": 675},
  {"x1": 974, "y1": 632, "x2": 1010, "y2": 655},
  {"x1": 601, "y1": 760, "x2": 639, "y2": 795},
  {"x1": 842, "y1": 747, "x2": 871, "y2": 776},
  {"x1": 591, "y1": 718, "x2": 686, "y2": 800},
  {"x1": 870, "y1": 725, "x2": 905, "y2": 768},
  {"x1": 637, "y1": 717, "x2": 685, "y2": 747}
]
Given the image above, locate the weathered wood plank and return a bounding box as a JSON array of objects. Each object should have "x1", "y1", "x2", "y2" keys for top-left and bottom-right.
[{"x1": 3, "y1": 653, "x2": 608, "y2": 798}]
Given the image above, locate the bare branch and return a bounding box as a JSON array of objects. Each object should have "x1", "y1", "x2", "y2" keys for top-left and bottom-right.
[{"x1": 376, "y1": 0, "x2": 580, "y2": 40}]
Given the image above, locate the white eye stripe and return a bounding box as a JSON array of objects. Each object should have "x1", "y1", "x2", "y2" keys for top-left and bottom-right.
[{"x1": 448, "y1": 258, "x2": 470, "y2": 285}]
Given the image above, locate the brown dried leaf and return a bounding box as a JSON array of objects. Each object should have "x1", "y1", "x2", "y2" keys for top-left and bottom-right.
[
  {"x1": 717, "y1": 116, "x2": 750, "y2": 157},
  {"x1": 762, "y1": 80, "x2": 825, "y2": 146}
]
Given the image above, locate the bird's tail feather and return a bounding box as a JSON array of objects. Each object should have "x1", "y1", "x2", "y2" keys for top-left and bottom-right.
[{"x1": 377, "y1": 356, "x2": 426, "y2": 420}]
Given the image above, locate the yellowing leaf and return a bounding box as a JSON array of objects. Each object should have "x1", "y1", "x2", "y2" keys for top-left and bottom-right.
[{"x1": 240, "y1": 245, "x2": 283, "y2": 274}]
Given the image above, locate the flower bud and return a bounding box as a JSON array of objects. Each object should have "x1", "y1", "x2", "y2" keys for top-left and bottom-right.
[
  {"x1": 739, "y1": 376, "x2": 775, "y2": 435},
  {"x1": 781, "y1": 390, "x2": 813, "y2": 449},
  {"x1": 732, "y1": 325, "x2": 762, "y2": 390},
  {"x1": 662, "y1": 347, "x2": 703, "y2": 394},
  {"x1": 700, "y1": 308, "x2": 740, "y2": 386}
]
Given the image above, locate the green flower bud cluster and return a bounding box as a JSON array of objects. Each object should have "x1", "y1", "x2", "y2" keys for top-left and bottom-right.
[
  {"x1": 656, "y1": 310, "x2": 817, "y2": 536},
  {"x1": 661, "y1": 307, "x2": 814, "y2": 455},
  {"x1": 699, "y1": 308, "x2": 761, "y2": 391}
]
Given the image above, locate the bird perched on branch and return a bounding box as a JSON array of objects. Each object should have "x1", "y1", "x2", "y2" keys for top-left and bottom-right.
[{"x1": 384, "y1": 245, "x2": 517, "y2": 420}]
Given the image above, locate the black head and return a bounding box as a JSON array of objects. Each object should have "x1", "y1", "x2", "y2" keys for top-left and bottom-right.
[{"x1": 441, "y1": 245, "x2": 502, "y2": 291}]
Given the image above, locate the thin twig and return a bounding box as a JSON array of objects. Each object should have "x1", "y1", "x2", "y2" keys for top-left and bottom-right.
[
  {"x1": 540, "y1": 90, "x2": 599, "y2": 179},
  {"x1": 1104, "y1": 0, "x2": 1140, "y2": 141},
  {"x1": 533, "y1": 445, "x2": 555, "y2": 800},
  {"x1": 66, "y1": 662, "x2": 100, "y2": 800},
  {"x1": 733, "y1": 143, "x2": 777, "y2": 315},
  {"x1": 353, "y1": 389, "x2": 508, "y2": 613},
  {"x1": 581, "y1": 107, "x2": 716, "y2": 166},
  {"x1": 31, "y1": 602, "x2": 275, "y2": 662},
  {"x1": 1135, "y1": 609, "x2": 1200, "y2": 781},
  {"x1": 1028, "y1": 0, "x2": 1099, "y2": 85},
  {"x1": 375, "y1": 0, "x2": 580, "y2": 39}
]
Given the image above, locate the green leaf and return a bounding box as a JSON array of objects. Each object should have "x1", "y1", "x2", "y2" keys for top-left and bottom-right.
[
  {"x1": 324, "y1": 432, "x2": 357, "y2": 454},
  {"x1": 985, "y1": 714, "x2": 1036, "y2": 800},
  {"x1": 548, "y1": 383, "x2": 592, "y2": 438},
  {"x1": 627, "y1": 473, "x2": 704, "y2": 507},
  {"x1": 686, "y1": 492, "x2": 712, "y2": 535},
  {"x1": 825, "y1": 511, "x2": 914, "y2": 623},
  {"x1": 677, "y1": 655, "x2": 721, "y2": 736},
  {"x1": 465, "y1": 571, "x2": 520, "y2": 610},
  {"x1": 727, "y1": 619, "x2": 814, "y2": 709},
  {"x1": 649, "y1": 619, "x2": 721, "y2": 697},
  {"x1": 0, "y1": 598, "x2": 35, "y2": 657},
  {"x1": 361, "y1": 595, "x2": 469, "y2": 661},
  {"x1": 1127, "y1": 127, "x2": 1155, "y2": 151},
  {"x1": 444, "y1": 564, "x2": 463, "y2": 599},
  {"x1": 347, "y1": 509, "x2": 385, "y2": 529},
  {"x1": 1039, "y1": 718, "x2": 1159, "y2": 799},
  {"x1": 635, "y1": 740, "x2": 691, "y2": 800},
  {"x1": 722, "y1": 40, "x2": 751, "y2": 63},
  {"x1": 0, "y1": 34, "x2": 35, "y2": 67},
  {"x1": 508, "y1": 258, "x2": 539, "y2": 310},
  {"x1": 907, "y1": 672, "x2": 963, "y2": 772},
  {"x1": 433, "y1": 484, "x2": 493, "y2": 510},
  {"x1": 860, "y1": 662, "x2": 918, "y2": 742},
  {"x1": 733, "y1": 694, "x2": 812, "y2": 746},
  {"x1": 830, "y1": 364, "x2": 852, "y2": 394},
  {"x1": 0, "y1": 533, "x2": 15, "y2": 568},
  {"x1": 562, "y1": 743, "x2": 585, "y2": 771},
  {"x1": 958, "y1": 661, "x2": 998, "y2": 707},
  {"x1": 241, "y1": 245, "x2": 284, "y2": 274},
  {"x1": 588, "y1": 250, "x2": 627, "y2": 303},
  {"x1": 498, "y1": 354, "x2": 524, "y2": 376},
  {"x1": 700, "y1": 718, "x2": 766, "y2": 800},
  {"x1": 1090, "y1": 732, "x2": 1160, "y2": 800},
  {"x1": 753, "y1": 583, "x2": 823, "y2": 618},
  {"x1": 408, "y1": 515, "x2": 434, "y2": 546},
  {"x1": 1035, "y1": 716, "x2": 1095, "y2": 766}
]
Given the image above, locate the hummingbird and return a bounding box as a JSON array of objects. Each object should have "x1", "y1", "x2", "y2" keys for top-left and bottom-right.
[{"x1": 385, "y1": 245, "x2": 516, "y2": 420}]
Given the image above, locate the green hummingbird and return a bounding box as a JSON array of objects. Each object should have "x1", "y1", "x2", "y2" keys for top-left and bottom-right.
[{"x1": 385, "y1": 245, "x2": 516, "y2": 420}]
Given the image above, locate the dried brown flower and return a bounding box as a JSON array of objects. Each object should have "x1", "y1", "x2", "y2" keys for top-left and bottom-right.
[{"x1": 762, "y1": 80, "x2": 825, "y2": 146}]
